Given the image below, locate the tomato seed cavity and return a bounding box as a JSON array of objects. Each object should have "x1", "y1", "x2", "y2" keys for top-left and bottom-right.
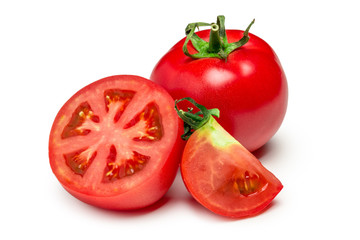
[
  {"x1": 104, "y1": 89, "x2": 135, "y2": 123},
  {"x1": 124, "y1": 102, "x2": 163, "y2": 141},
  {"x1": 63, "y1": 148, "x2": 97, "y2": 176},
  {"x1": 103, "y1": 145, "x2": 150, "y2": 182},
  {"x1": 61, "y1": 102, "x2": 100, "y2": 138},
  {"x1": 232, "y1": 171, "x2": 265, "y2": 197}
]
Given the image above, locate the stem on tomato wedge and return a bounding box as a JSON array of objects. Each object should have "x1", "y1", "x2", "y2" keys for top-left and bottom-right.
[
  {"x1": 183, "y1": 15, "x2": 255, "y2": 59},
  {"x1": 175, "y1": 97, "x2": 219, "y2": 140}
]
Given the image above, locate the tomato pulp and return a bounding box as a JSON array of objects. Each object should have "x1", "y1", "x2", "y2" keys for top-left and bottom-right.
[
  {"x1": 151, "y1": 28, "x2": 288, "y2": 152},
  {"x1": 49, "y1": 75, "x2": 182, "y2": 210}
]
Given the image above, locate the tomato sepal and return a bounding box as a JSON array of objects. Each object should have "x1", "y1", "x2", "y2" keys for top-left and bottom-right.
[
  {"x1": 175, "y1": 97, "x2": 219, "y2": 140},
  {"x1": 183, "y1": 15, "x2": 255, "y2": 59}
]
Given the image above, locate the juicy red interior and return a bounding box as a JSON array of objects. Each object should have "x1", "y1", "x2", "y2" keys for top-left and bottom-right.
[
  {"x1": 61, "y1": 102, "x2": 100, "y2": 138},
  {"x1": 60, "y1": 89, "x2": 163, "y2": 182}
]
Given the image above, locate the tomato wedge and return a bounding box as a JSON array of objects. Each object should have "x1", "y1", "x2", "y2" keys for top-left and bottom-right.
[
  {"x1": 176, "y1": 98, "x2": 283, "y2": 218},
  {"x1": 49, "y1": 75, "x2": 182, "y2": 210}
]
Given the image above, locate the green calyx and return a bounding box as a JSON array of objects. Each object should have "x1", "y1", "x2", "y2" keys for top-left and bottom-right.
[
  {"x1": 183, "y1": 15, "x2": 255, "y2": 59},
  {"x1": 175, "y1": 97, "x2": 220, "y2": 140}
]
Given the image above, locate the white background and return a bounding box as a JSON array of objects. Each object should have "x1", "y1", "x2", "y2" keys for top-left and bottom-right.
[{"x1": 1, "y1": 0, "x2": 359, "y2": 239}]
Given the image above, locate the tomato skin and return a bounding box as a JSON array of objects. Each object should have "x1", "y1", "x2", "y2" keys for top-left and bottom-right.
[
  {"x1": 151, "y1": 29, "x2": 288, "y2": 152},
  {"x1": 49, "y1": 75, "x2": 183, "y2": 210},
  {"x1": 180, "y1": 116, "x2": 283, "y2": 218}
]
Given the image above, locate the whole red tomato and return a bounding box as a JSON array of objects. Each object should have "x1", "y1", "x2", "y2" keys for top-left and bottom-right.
[{"x1": 150, "y1": 16, "x2": 288, "y2": 152}]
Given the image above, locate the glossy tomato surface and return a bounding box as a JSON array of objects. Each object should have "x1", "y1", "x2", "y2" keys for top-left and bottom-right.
[
  {"x1": 181, "y1": 117, "x2": 283, "y2": 218},
  {"x1": 49, "y1": 75, "x2": 182, "y2": 210},
  {"x1": 151, "y1": 29, "x2": 288, "y2": 152}
]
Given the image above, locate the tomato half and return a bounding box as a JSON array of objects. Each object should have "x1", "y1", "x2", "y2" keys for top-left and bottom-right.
[
  {"x1": 49, "y1": 75, "x2": 182, "y2": 210},
  {"x1": 180, "y1": 116, "x2": 283, "y2": 218},
  {"x1": 151, "y1": 27, "x2": 288, "y2": 152}
]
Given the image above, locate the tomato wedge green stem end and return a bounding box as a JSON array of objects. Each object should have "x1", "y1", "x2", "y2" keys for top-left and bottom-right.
[{"x1": 175, "y1": 97, "x2": 219, "y2": 140}]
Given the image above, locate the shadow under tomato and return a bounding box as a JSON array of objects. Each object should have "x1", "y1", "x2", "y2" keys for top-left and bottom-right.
[
  {"x1": 252, "y1": 140, "x2": 273, "y2": 160},
  {"x1": 252, "y1": 137, "x2": 283, "y2": 163},
  {"x1": 84, "y1": 194, "x2": 172, "y2": 218}
]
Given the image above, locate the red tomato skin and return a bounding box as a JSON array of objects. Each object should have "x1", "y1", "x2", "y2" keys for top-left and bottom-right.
[
  {"x1": 151, "y1": 30, "x2": 288, "y2": 152},
  {"x1": 49, "y1": 75, "x2": 184, "y2": 210},
  {"x1": 180, "y1": 117, "x2": 283, "y2": 218}
]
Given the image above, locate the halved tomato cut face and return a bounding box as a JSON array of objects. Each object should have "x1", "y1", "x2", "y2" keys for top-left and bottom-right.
[{"x1": 49, "y1": 75, "x2": 182, "y2": 210}]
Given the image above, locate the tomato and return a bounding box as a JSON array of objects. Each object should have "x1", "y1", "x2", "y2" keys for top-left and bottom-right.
[
  {"x1": 175, "y1": 98, "x2": 283, "y2": 218},
  {"x1": 151, "y1": 16, "x2": 288, "y2": 152},
  {"x1": 49, "y1": 75, "x2": 183, "y2": 210}
]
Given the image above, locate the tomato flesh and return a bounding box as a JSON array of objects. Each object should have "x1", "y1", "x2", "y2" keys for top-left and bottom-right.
[
  {"x1": 49, "y1": 75, "x2": 182, "y2": 210},
  {"x1": 181, "y1": 117, "x2": 283, "y2": 218}
]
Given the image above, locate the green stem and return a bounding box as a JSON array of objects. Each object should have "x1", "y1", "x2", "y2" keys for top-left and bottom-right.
[
  {"x1": 182, "y1": 111, "x2": 203, "y2": 122},
  {"x1": 175, "y1": 98, "x2": 220, "y2": 140},
  {"x1": 208, "y1": 23, "x2": 221, "y2": 53},
  {"x1": 217, "y1": 15, "x2": 228, "y2": 45},
  {"x1": 182, "y1": 15, "x2": 255, "y2": 60}
]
